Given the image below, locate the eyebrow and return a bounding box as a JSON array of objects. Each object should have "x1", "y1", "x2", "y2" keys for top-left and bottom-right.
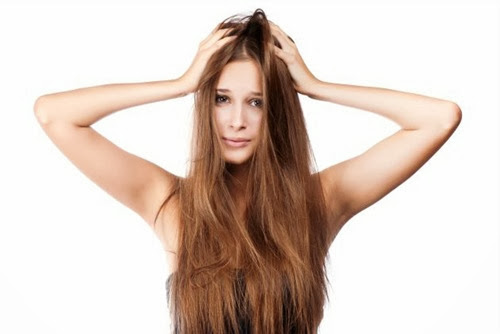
[{"x1": 216, "y1": 88, "x2": 263, "y2": 97}]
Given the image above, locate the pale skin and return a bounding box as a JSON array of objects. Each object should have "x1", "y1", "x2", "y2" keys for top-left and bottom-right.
[
  {"x1": 34, "y1": 22, "x2": 462, "y2": 273},
  {"x1": 214, "y1": 59, "x2": 264, "y2": 210}
]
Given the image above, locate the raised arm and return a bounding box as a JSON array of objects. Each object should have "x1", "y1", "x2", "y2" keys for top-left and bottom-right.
[
  {"x1": 34, "y1": 80, "x2": 188, "y2": 126},
  {"x1": 308, "y1": 81, "x2": 461, "y2": 240},
  {"x1": 33, "y1": 24, "x2": 237, "y2": 252},
  {"x1": 33, "y1": 79, "x2": 187, "y2": 231},
  {"x1": 269, "y1": 22, "x2": 462, "y2": 243}
]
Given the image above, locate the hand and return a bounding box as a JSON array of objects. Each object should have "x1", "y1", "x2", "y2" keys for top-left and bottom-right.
[
  {"x1": 178, "y1": 24, "x2": 237, "y2": 94},
  {"x1": 269, "y1": 21, "x2": 320, "y2": 96}
]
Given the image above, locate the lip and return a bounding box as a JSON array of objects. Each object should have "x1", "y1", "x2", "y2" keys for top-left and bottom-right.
[{"x1": 223, "y1": 137, "x2": 251, "y2": 148}]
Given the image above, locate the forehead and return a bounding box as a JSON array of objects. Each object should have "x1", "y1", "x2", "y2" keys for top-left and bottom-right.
[{"x1": 216, "y1": 60, "x2": 262, "y2": 93}]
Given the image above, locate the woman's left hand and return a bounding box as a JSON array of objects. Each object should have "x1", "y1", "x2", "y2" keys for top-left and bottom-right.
[{"x1": 269, "y1": 21, "x2": 319, "y2": 96}]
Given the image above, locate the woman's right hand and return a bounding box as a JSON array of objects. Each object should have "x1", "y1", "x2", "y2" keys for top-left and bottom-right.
[{"x1": 177, "y1": 24, "x2": 237, "y2": 95}]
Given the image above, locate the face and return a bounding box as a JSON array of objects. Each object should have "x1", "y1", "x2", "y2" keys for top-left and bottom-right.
[{"x1": 214, "y1": 60, "x2": 264, "y2": 165}]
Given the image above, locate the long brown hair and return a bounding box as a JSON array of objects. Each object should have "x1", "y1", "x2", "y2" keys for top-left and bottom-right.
[{"x1": 166, "y1": 8, "x2": 334, "y2": 333}]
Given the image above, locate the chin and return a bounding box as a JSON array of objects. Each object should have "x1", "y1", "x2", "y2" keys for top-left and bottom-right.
[
  {"x1": 223, "y1": 152, "x2": 253, "y2": 165},
  {"x1": 224, "y1": 157, "x2": 251, "y2": 165}
]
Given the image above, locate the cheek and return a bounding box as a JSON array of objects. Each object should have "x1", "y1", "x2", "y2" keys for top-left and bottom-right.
[
  {"x1": 213, "y1": 110, "x2": 226, "y2": 130},
  {"x1": 250, "y1": 113, "x2": 264, "y2": 133}
]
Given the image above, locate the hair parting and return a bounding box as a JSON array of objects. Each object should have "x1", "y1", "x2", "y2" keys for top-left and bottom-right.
[{"x1": 166, "y1": 8, "x2": 335, "y2": 334}]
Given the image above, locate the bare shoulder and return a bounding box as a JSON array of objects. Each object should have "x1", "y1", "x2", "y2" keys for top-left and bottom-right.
[
  {"x1": 316, "y1": 118, "x2": 460, "y2": 245},
  {"x1": 34, "y1": 107, "x2": 183, "y2": 255}
]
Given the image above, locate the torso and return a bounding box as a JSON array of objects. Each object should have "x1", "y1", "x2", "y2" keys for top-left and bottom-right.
[
  {"x1": 154, "y1": 196, "x2": 181, "y2": 273},
  {"x1": 154, "y1": 175, "x2": 347, "y2": 275},
  {"x1": 165, "y1": 248, "x2": 178, "y2": 273},
  {"x1": 156, "y1": 198, "x2": 250, "y2": 274}
]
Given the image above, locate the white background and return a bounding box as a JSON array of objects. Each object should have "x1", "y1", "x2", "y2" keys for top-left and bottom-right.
[{"x1": 1, "y1": 0, "x2": 498, "y2": 333}]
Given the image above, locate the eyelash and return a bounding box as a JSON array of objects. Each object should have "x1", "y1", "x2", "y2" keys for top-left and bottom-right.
[{"x1": 215, "y1": 94, "x2": 263, "y2": 108}]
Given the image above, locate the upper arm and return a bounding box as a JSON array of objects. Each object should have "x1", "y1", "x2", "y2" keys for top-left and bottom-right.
[
  {"x1": 36, "y1": 119, "x2": 178, "y2": 229},
  {"x1": 320, "y1": 110, "x2": 461, "y2": 235}
]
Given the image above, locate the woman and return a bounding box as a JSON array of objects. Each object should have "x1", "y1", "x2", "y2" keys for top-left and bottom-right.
[{"x1": 34, "y1": 8, "x2": 461, "y2": 334}]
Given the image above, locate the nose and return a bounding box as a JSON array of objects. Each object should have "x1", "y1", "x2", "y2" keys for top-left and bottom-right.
[{"x1": 229, "y1": 103, "x2": 246, "y2": 129}]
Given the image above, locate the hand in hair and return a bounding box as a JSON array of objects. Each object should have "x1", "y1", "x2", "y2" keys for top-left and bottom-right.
[
  {"x1": 269, "y1": 21, "x2": 319, "y2": 97},
  {"x1": 178, "y1": 24, "x2": 237, "y2": 94}
]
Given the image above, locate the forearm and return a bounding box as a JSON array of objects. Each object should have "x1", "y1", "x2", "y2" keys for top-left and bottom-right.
[
  {"x1": 34, "y1": 78, "x2": 189, "y2": 127},
  {"x1": 305, "y1": 80, "x2": 460, "y2": 130}
]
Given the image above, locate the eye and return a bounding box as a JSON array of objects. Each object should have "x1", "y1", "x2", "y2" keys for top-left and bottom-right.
[
  {"x1": 215, "y1": 94, "x2": 228, "y2": 104},
  {"x1": 250, "y1": 99, "x2": 263, "y2": 108}
]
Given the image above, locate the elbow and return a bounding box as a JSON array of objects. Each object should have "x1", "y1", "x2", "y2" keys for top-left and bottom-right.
[
  {"x1": 440, "y1": 101, "x2": 462, "y2": 131},
  {"x1": 34, "y1": 95, "x2": 51, "y2": 125}
]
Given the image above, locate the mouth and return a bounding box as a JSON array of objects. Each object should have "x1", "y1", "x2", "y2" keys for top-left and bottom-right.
[{"x1": 222, "y1": 137, "x2": 251, "y2": 148}]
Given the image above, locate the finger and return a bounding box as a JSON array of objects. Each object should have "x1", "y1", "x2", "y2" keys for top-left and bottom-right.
[
  {"x1": 208, "y1": 28, "x2": 234, "y2": 46},
  {"x1": 200, "y1": 22, "x2": 229, "y2": 43},
  {"x1": 201, "y1": 24, "x2": 222, "y2": 43},
  {"x1": 204, "y1": 35, "x2": 237, "y2": 56},
  {"x1": 269, "y1": 23, "x2": 295, "y2": 50},
  {"x1": 269, "y1": 42, "x2": 286, "y2": 61},
  {"x1": 201, "y1": 27, "x2": 232, "y2": 47},
  {"x1": 271, "y1": 25, "x2": 294, "y2": 45},
  {"x1": 269, "y1": 21, "x2": 295, "y2": 44},
  {"x1": 211, "y1": 35, "x2": 237, "y2": 49},
  {"x1": 271, "y1": 30, "x2": 294, "y2": 52},
  {"x1": 211, "y1": 22, "x2": 223, "y2": 34}
]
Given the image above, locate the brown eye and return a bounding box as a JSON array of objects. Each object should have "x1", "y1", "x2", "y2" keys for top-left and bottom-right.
[
  {"x1": 251, "y1": 99, "x2": 263, "y2": 107},
  {"x1": 215, "y1": 95, "x2": 228, "y2": 104}
]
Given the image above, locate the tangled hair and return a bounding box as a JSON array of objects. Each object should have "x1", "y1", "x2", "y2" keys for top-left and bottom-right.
[{"x1": 166, "y1": 8, "x2": 334, "y2": 334}]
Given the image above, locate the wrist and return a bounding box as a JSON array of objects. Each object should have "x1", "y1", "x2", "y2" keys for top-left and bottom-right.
[
  {"x1": 301, "y1": 78, "x2": 324, "y2": 99},
  {"x1": 175, "y1": 76, "x2": 196, "y2": 97}
]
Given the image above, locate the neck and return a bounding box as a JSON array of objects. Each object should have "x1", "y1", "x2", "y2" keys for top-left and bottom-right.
[{"x1": 226, "y1": 161, "x2": 250, "y2": 201}]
